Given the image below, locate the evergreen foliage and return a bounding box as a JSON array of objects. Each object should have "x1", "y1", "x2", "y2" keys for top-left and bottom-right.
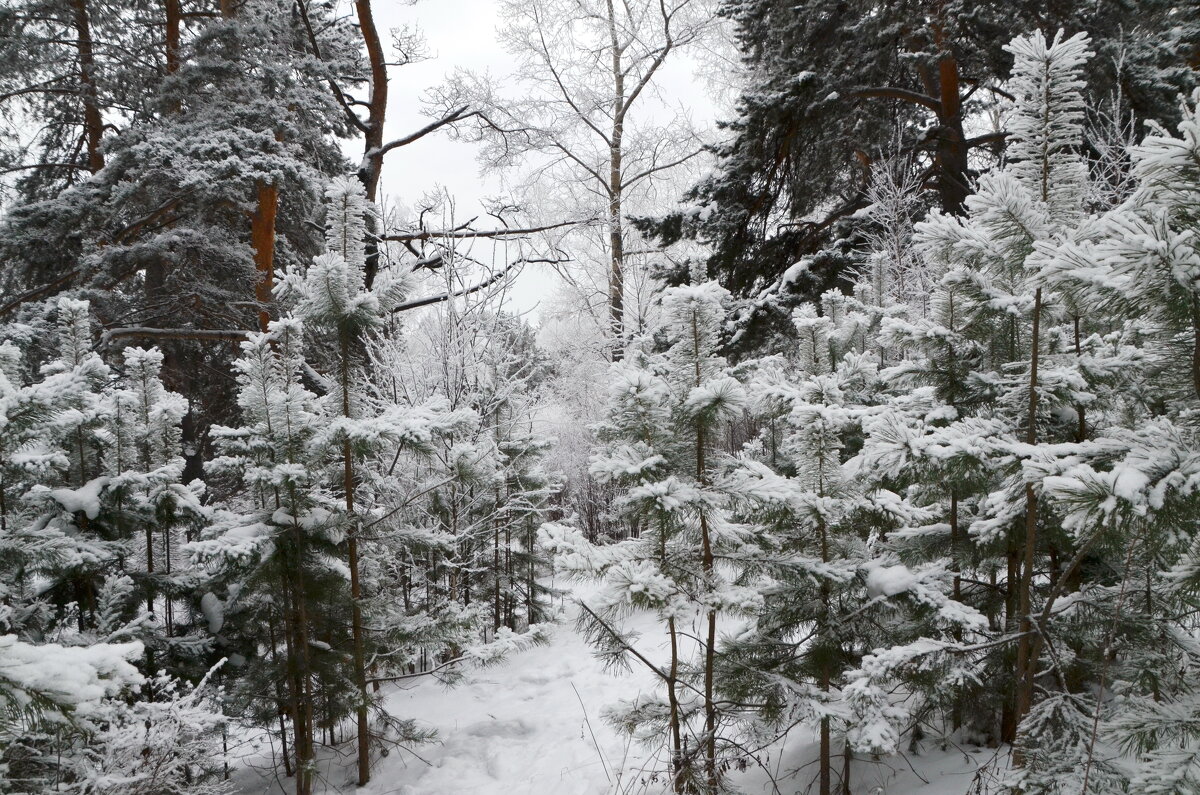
[{"x1": 637, "y1": 0, "x2": 1198, "y2": 355}]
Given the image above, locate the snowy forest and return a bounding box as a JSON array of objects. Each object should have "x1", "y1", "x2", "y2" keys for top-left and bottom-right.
[{"x1": 1, "y1": 1, "x2": 1200, "y2": 793}]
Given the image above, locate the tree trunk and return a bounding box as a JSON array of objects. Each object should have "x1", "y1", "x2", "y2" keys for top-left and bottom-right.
[
  {"x1": 267, "y1": 614, "x2": 294, "y2": 778},
  {"x1": 1013, "y1": 287, "x2": 1043, "y2": 762},
  {"x1": 691, "y1": 310, "x2": 718, "y2": 793},
  {"x1": 340, "y1": 329, "x2": 371, "y2": 787},
  {"x1": 950, "y1": 489, "x2": 961, "y2": 601},
  {"x1": 1001, "y1": 538, "x2": 1019, "y2": 743},
  {"x1": 1191, "y1": 295, "x2": 1200, "y2": 401},
  {"x1": 251, "y1": 182, "x2": 278, "y2": 333},
  {"x1": 1074, "y1": 316, "x2": 1086, "y2": 440},
  {"x1": 229, "y1": 0, "x2": 277, "y2": 334},
  {"x1": 70, "y1": 0, "x2": 104, "y2": 173},
  {"x1": 667, "y1": 614, "x2": 685, "y2": 794},
  {"x1": 164, "y1": 0, "x2": 182, "y2": 72},
  {"x1": 606, "y1": 0, "x2": 626, "y2": 360},
  {"x1": 281, "y1": 518, "x2": 314, "y2": 795},
  {"x1": 525, "y1": 523, "x2": 536, "y2": 623},
  {"x1": 933, "y1": 44, "x2": 969, "y2": 215},
  {"x1": 493, "y1": 507, "x2": 501, "y2": 632},
  {"x1": 354, "y1": 0, "x2": 387, "y2": 289},
  {"x1": 819, "y1": 515, "x2": 832, "y2": 795}
]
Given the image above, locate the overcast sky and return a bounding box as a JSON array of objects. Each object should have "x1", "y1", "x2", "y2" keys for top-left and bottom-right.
[{"x1": 365, "y1": 0, "x2": 727, "y2": 322}]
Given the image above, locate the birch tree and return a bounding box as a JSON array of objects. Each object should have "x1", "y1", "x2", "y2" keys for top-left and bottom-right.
[{"x1": 429, "y1": 0, "x2": 717, "y2": 359}]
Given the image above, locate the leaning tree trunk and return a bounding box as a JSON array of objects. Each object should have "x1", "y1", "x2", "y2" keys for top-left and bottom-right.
[{"x1": 354, "y1": 0, "x2": 388, "y2": 289}]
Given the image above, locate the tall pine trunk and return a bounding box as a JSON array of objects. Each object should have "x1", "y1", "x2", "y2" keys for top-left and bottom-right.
[
  {"x1": 1013, "y1": 287, "x2": 1043, "y2": 763},
  {"x1": 339, "y1": 329, "x2": 372, "y2": 786},
  {"x1": 251, "y1": 182, "x2": 278, "y2": 333},
  {"x1": 70, "y1": 0, "x2": 104, "y2": 173},
  {"x1": 691, "y1": 311, "x2": 718, "y2": 793},
  {"x1": 282, "y1": 499, "x2": 315, "y2": 795},
  {"x1": 819, "y1": 516, "x2": 832, "y2": 795}
]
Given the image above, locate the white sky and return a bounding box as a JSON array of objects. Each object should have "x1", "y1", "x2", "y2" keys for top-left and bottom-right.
[{"x1": 364, "y1": 0, "x2": 727, "y2": 322}]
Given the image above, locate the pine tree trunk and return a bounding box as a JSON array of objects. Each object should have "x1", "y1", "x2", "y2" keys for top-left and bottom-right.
[
  {"x1": 1001, "y1": 542, "x2": 1019, "y2": 743},
  {"x1": 1191, "y1": 295, "x2": 1200, "y2": 401},
  {"x1": 164, "y1": 522, "x2": 173, "y2": 635},
  {"x1": 700, "y1": 511, "x2": 718, "y2": 794},
  {"x1": 525, "y1": 523, "x2": 536, "y2": 623},
  {"x1": 223, "y1": 0, "x2": 279, "y2": 336},
  {"x1": 950, "y1": 488, "x2": 962, "y2": 599},
  {"x1": 70, "y1": 0, "x2": 104, "y2": 173},
  {"x1": 667, "y1": 614, "x2": 685, "y2": 794},
  {"x1": 841, "y1": 743, "x2": 852, "y2": 795},
  {"x1": 1013, "y1": 287, "x2": 1044, "y2": 763},
  {"x1": 504, "y1": 519, "x2": 514, "y2": 630},
  {"x1": 267, "y1": 615, "x2": 294, "y2": 778},
  {"x1": 691, "y1": 311, "x2": 718, "y2": 793},
  {"x1": 657, "y1": 506, "x2": 685, "y2": 793},
  {"x1": 931, "y1": 24, "x2": 969, "y2": 215},
  {"x1": 1074, "y1": 316, "x2": 1086, "y2": 440},
  {"x1": 164, "y1": 0, "x2": 183, "y2": 116},
  {"x1": 340, "y1": 329, "x2": 372, "y2": 787},
  {"x1": 251, "y1": 182, "x2": 278, "y2": 333},
  {"x1": 819, "y1": 517, "x2": 832, "y2": 795},
  {"x1": 493, "y1": 509, "x2": 501, "y2": 632},
  {"x1": 280, "y1": 522, "x2": 314, "y2": 795},
  {"x1": 934, "y1": 55, "x2": 969, "y2": 215},
  {"x1": 165, "y1": 0, "x2": 182, "y2": 75}
]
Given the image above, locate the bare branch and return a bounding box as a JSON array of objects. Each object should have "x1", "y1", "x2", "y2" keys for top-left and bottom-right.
[
  {"x1": 0, "y1": 162, "x2": 91, "y2": 176},
  {"x1": 533, "y1": 6, "x2": 614, "y2": 147},
  {"x1": 383, "y1": 218, "x2": 594, "y2": 243},
  {"x1": 296, "y1": 0, "x2": 368, "y2": 134},
  {"x1": 966, "y1": 131, "x2": 1009, "y2": 148},
  {"x1": 0, "y1": 269, "x2": 80, "y2": 319},
  {"x1": 98, "y1": 327, "x2": 250, "y2": 349},
  {"x1": 390, "y1": 256, "x2": 567, "y2": 314},
  {"x1": 376, "y1": 105, "x2": 474, "y2": 157},
  {"x1": 853, "y1": 87, "x2": 942, "y2": 113},
  {"x1": 620, "y1": 146, "x2": 704, "y2": 191}
]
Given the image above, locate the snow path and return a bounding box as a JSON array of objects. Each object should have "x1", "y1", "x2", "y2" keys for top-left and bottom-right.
[
  {"x1": 230, "y1": 596, "x2": 666, "y2": 795},
  {"x1": 363, "y1": 603, "x2": 662, "y2": 795},
  {"x1": 231, "y1": 597, "x2": 1000, "y2": 794}
]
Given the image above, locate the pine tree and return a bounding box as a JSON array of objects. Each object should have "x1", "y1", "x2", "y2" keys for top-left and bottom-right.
[
  {"x1": 1007, "y1": 88, "x2": 1200, "y2": 793},
  {"x1": 0, "y1": 299, "x2": 224, "y2": 793},
  {"x1": 190, "y1": 318, "x2": 346, "y2": 795},
  {"x1": 0, "y1": 0, "x2": 364, "y2": 483},
  {"x1": 546, "y1": 281, "x2": 771, "y2": 793},
  {"x1": 637, "y1": 0, "x2": 1197, "y2": 355},
  {"x1": 193, "y1": 177, "x2": 490, "y2": 791},
  {"x1": 837, "y1": 30, "x2": 1200, "y2": 791}
]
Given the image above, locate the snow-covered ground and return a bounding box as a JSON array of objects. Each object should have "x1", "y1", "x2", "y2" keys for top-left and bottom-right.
[{"x1": 231, "y1": 594, "x2": 1003, "y2": 795}]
